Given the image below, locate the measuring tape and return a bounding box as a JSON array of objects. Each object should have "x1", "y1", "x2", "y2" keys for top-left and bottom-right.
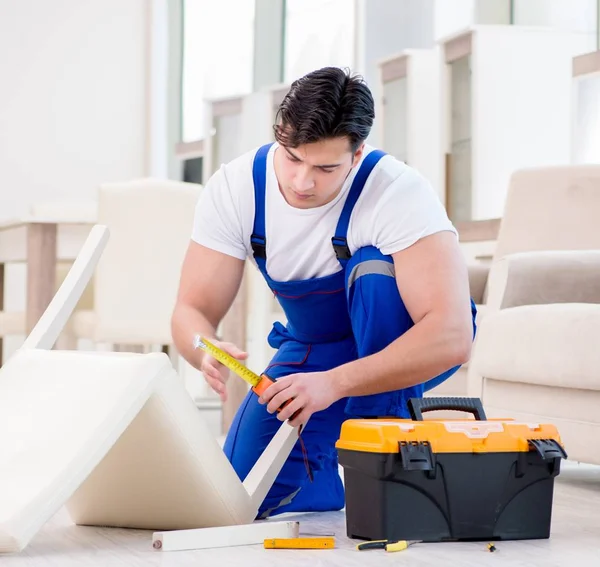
[
  {"x1": 193, "y1": 335, "x2": 276, "y2": 398},
  {"x1": 194, "y1": 335, "x2": 309, "y2": 478}
]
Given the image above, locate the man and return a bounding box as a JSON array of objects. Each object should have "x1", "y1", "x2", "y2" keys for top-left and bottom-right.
[{"x1": 171, "y1": 67, "x2": 476, "y2": 519}]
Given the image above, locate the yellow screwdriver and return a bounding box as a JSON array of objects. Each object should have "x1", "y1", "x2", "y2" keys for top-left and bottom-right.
[{"x1": 356, "y1": 539, "x2": 421, "y2": 552}]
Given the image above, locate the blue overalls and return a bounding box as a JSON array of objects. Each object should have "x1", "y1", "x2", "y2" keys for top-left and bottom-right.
[{"x1": 223, "y1": 143, "x2": 477, "y2": 518}]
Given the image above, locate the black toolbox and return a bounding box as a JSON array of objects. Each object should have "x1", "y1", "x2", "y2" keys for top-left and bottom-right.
[{"x1": 336, "y1": 397, "x2": 567, "y2": 543}]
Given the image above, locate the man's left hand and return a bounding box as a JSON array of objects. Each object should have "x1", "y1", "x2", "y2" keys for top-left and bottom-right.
[{"x1": 258, "y1": 372, "x2": 339, "y2": 428}]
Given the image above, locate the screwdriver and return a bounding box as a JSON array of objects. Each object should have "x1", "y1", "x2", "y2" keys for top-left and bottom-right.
[{"x1": 356, "y1": 539, "x2": 421, "y2": 552}]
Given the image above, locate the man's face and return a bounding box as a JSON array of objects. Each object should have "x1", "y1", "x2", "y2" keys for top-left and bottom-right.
[{"x1": 274, "y1": 137, "x2": 364, "y2": 209}]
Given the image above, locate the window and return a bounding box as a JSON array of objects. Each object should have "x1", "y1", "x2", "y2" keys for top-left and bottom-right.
[
  {"x1": 284, "y1": 0, "x2": 355, "y2": 82},
  {"x1": 181, "y1": 0, "x2": 255, "y2": 142}
]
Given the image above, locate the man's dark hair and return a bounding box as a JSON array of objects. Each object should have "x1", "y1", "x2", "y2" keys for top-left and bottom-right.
[{"x1": 273, "y1": 67, "x2": 375, "y2": 153}]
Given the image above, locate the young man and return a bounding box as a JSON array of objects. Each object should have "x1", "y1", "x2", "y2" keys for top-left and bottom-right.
[{"x1": 172, "y1": 67, "x2": 476, "y2": 519}]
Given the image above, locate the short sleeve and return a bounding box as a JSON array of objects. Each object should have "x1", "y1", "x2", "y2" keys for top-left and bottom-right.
[
  {"x1": 371, "y1": 168, "x2": 457, "y2": 256},
  {"x1": 191, "y1": 165, "x2": 247, "y2": 260}
]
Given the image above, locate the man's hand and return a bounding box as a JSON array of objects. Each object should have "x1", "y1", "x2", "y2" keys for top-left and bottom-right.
[
  {"x1": 258, "y1": 372, "x2": 340, "y2": 427},
  {"x1": 199, "y1": 340, "x2": 247, "y2": 402}
]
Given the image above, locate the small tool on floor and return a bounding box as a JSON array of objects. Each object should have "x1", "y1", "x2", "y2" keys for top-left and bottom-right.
[
  {"x1": 264, "y1": 536, "x2": 335, "y2": 549},
  {"x1": 356, "y1": 539, "x2": 421, "y2": 552},
  {"x1": 487, "y1": 542, "x2": 497, "y2": 552}
]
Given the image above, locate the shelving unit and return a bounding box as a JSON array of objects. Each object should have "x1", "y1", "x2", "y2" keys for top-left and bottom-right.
[
  {"x1": 378, "y1": 48, "x2": 444, "y2": 201},
  {"x1": 441, "y1": 24, "x2": 594, "y2": 222},
  {"x1": 202, "y1": 95, "x2": 244, "y2": 182}
]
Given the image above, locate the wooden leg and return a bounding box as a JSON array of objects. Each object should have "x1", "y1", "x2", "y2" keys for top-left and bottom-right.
[
  {"x1": 0, "y1": 262, "x2": 4, "y2": 366},
  {"x1": 220, "y1": 266, "x2": 250, "y2": 435},
  {"x1": 26, "y1": 223, "x2": 57, "y2": 334}
]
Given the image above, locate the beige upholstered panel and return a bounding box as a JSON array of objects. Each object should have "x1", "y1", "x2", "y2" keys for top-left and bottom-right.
[
  {"x1": 483, "y1": 388, "x2": 600, "y2": 466},
  {"x1": 486, "y1": 250, "x2": 600, "y2": 310},
  {"x1": 472, "y1": 303, "x2": 600, "y2": 391},
  {"x1": 72, "y1": 179, "x2": 201, "y2": 344},
  {"x1": 493, "y1": 165, "x2": 600, "y2": 262}
]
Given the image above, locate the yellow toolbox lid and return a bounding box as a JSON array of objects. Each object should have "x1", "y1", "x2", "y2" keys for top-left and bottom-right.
[{"x1": 335, "y1": 418, "x2": 565, "y2": 454}]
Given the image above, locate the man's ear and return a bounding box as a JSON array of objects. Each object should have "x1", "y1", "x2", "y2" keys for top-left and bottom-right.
[{"x1": 351, "y1": 143, "x2": 365, "y2": 167}]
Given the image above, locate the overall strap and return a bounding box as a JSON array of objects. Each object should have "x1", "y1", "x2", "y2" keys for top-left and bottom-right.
[
  {"x1": 250, "y1": 143, "x2": 274, "y2": 275},
  {"x1": 332, "y1": 149, "x2": 387, "y2": 266}
]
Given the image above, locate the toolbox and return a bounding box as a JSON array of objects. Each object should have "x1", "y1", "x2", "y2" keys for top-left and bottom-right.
[{"x1": 335, "y1": 397, "x2": 567, "y2": 543}]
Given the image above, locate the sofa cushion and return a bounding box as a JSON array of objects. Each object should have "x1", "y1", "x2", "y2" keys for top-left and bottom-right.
[{"x1": 472, "y1": 303, "x2": 600, "y2": 391}]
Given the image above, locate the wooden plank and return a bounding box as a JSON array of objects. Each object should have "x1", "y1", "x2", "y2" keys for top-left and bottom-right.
[
  {"x1": 445, "y1": 31, "x2": 472, "y2": 63},
  {"x1": 152, "y1": 520, "x2": 299, "y2": 552},
  {"x1": 572, "y1": 50, "x2": 600, "y2": 77},
  {"x1": 455, "y1": 218, "x2": 501, "y2": 243},
  {"x1": 26, "y1": 223, "x2": 58, "y2": 333},
  {"x1": 244, "y1": 419, "x2": 305, "y2": 512}
]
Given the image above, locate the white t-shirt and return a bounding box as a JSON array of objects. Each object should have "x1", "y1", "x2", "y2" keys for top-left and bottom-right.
[{"x1": 191, "y1": 143, "x2": 456, "y2": 282}]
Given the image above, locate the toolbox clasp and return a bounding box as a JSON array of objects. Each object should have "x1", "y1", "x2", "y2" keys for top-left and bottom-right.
[
  {"x1": 528, "y1": 438, "x2": 568, "y2": 461},
  {"x1": 399, "y1": 440, "x2": 436, "y2": 472}
]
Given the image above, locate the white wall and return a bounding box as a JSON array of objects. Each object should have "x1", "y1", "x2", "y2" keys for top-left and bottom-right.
[
  {"x1": 0, "y1": 0, "x2": 149, "y2": 220},
  {"x1": 513, "y1": 0, "x2": 598, "y2": 37},
  {"x1": 473, "y1": 26, "x2": 594, "y2": 219},
  {"x1": 1, "y1": 0, "x2": 152, "y2": 362}
]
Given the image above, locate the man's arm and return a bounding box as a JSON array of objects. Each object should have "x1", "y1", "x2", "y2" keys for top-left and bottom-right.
[
  {"x1": 171, "y1": 240, "x2": 245, "y2": 372},
  {"x1": 332, "y1": 230, "x2": 473, "y2": 397}
]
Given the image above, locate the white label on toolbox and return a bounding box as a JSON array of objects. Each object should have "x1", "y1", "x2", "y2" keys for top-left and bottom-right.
[
  {"x1": 368, "y1": 421, "x2": 416, "y2": 432},
  {"x1": 443, "y1": 422, "x2": 505, "y2": 438}
]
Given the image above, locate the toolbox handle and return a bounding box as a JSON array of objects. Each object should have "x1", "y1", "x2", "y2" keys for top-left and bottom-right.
[{"x1": 408, "y1": 397, "x2": 487, "y2": 421}]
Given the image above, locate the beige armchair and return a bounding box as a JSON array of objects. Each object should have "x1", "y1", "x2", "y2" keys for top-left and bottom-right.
[
  {"x1": 468, "y1": 249, "x2": 600, "y2": 465},
  {"x1": 69, "y1": 178, "x2": 201, "y2": 349},
  {"x1": 469, "y1": 164, "x2": 600, "y2": 312},
  {"x1": 430, "y1": 164, "x2": 600, "y2": 398}
]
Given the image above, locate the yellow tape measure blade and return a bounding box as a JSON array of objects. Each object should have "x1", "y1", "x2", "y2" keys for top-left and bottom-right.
[{"x1": 193, "y1": 336, "x2": 262, "y2": 388}]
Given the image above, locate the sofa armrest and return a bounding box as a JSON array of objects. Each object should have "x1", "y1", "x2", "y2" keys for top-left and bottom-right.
[
  {"x1": 467, "y1": 263, "x2": 490, "y2": 304},
  {"x1": 486, "y1": 250, "x2": 600, "y2": 310}
]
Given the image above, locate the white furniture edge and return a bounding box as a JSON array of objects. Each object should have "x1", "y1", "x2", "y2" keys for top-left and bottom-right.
[{"x1": 152, "y1": 520, "x2": 299, "y2": 551}]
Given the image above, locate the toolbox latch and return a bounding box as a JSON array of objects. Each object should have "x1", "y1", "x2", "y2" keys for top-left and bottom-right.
[
  {"x1": 399, "y1": 441, "x2": 435, "y2": 471},
  {"x1": 528, "y1": 438, "x2": 568, "y2": 461}
]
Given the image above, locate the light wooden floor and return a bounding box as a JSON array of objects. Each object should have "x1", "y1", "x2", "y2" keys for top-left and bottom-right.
[{"x1": 3, "y1": 460, "x2": 600, "y2": 567}]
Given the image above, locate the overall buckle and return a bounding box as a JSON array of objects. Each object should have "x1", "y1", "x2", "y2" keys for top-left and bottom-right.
[
  {"x1": 251, "y1": 234, "x2": 266, "y2": 259},
  {"x1": 331, "y1": 236, "x2": 351, "y2": 261}
]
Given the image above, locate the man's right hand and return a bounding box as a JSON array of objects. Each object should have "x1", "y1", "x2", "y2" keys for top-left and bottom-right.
[{"x1": 199, "y1": 340, "x2": 248, "y2": 402}]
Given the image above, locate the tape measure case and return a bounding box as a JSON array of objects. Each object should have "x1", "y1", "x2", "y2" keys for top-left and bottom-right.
[{"x1": 335, "y1": 397, "x2": 567, "y2": 543}]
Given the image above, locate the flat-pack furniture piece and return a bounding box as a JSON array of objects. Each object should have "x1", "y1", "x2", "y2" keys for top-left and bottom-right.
[{"x1": 0, "y1": 224, "x2": 300, "y2": 553}]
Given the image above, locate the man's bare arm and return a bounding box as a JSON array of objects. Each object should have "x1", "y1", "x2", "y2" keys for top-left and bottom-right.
[
  {"x1": 171, "y1": 241, "x2": 245, "y2": 371},
  {"x1": 332, "y1": 230, "x2": 473, "y2": 397}
]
